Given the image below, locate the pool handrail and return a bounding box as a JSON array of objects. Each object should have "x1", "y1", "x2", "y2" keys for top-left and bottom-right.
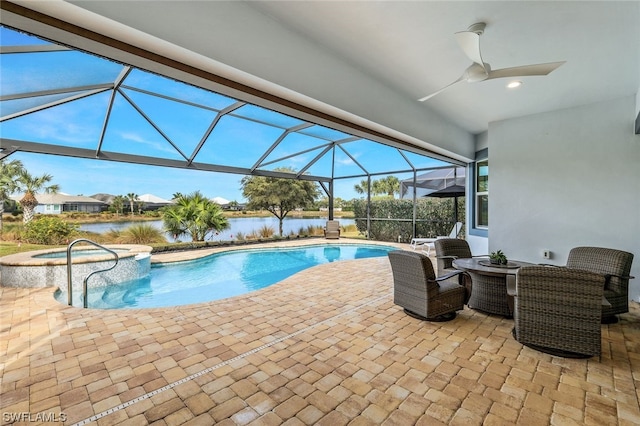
[{"x1": 66, "y1": 239, "x2": 119, "y2": 308}]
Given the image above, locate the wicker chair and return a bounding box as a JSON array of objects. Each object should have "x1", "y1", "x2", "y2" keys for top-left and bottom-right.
[
  {"x1": 565, "y1": 247, "x2": 634, "y2": 323},
  {"x1": 434, "y1": 238, "x2": 473, "y2": 274},
  {"x1": 388, "y1": 250, "x2": 468, "y2": 321},
  {"x1": 323, "y1": 220, "x2": 340, "y2": 239},
  {"x1": 508, "y1": 266, "x2": 605, "y2": 358}
]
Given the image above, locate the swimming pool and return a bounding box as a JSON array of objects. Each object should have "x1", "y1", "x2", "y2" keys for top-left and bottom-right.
[{"x1": 56, "y1": 244, "x2": 398, "y2": 309}]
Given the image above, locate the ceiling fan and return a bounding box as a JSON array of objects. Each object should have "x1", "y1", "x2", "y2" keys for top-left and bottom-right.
[{"x1": 418, "y1": 22, "x2": 565, "y2": 102}]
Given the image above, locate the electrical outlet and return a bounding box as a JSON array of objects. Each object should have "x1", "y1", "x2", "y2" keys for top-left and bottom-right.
[{"x1": 543, "y1": 250, "x2": 551, "y2": 260}]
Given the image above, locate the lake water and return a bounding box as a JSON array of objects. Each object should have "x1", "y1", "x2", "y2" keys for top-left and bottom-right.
[{"x1": 79, "y1": 217, "x2": 355, "y2": 242}]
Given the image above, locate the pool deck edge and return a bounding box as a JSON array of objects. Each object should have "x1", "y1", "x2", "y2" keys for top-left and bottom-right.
[{"x1": 149, "y1": 238, "x2": 409, "y2": 264}]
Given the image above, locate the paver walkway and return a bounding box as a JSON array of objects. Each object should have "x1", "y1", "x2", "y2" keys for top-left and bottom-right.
[{"x1": 1, "y1": 240, "x2": 639, "y2": 425}]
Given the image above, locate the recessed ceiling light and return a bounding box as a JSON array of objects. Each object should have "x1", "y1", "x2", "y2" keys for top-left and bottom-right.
[{"x1": 507, "y1": 81, "x2": 523, "y2": 89}]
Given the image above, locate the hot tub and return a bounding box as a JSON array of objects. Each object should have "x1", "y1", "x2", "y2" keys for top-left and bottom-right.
[{"x1": 0, "y1": 244, "x2": 152, "y2": 289}]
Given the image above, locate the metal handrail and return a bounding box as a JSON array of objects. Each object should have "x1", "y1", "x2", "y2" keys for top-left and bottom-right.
[{"x1": 66, "y1": 238, "x2": 119, "y2": 308}]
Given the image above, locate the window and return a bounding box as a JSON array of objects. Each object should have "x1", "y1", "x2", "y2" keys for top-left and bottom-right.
[{"x1": 476, "y1": 159, "x2": 488, "y2": 228}]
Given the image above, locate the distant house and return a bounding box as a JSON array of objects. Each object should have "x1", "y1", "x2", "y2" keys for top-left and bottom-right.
[
  {"x1": 137, "y1": 194, "x2": 173, "y2": 210},
  {"x1": 90, "y1": 193, "x2": 115, "y2": 204},
  {"x1": 89, "y1": 193, "x2": 174, "y2": 212},
  {"x1": 12, "y1": 193, "x2": 107, "y2": 214},
  {"x1": 212, "y1": 197, "x2": 245, "y2": 211},
  {"x1": 225, "y1": 202, "x2": 246, "y2": 211}
]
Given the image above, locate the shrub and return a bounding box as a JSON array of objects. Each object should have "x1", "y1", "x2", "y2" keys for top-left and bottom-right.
[
  {"x1": 352, "y1": 198, "x2": 465, "y2": 242},
  {"x1": 299, "y1": 225, "x2": 320, "y2": 236},
  {"x1": 61, "y1": 212, "x2": 91, "y2": 220},
  {"x1": 102, "y1": 228, "x2": 123, "y2": 243},
  {"x1": 342, "y1": 223, "x2": 358, "y2": 234},
  {"x1": 162, "y1": 191, "x2": 229, "y2": 242},
  {"x1": 76, "y1": 230, "x2": 109, "y2": 244},
  {"x1": 1, "y1": 223, "x2": 23, "y2": 241},
  {"x1": 119, "y1": 224, "x2": 167, "y2": 244},
  {"x1": 258, "y1": 225, "x2": 275, "y2": 238},
  {"x1": 22, "y1": 216, "x2": 78, "y2": 245}
]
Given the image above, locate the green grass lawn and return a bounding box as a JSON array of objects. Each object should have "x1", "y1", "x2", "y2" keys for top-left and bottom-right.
[{"x1": 0, "y1": 241, "x2": 63, "y2": 256}]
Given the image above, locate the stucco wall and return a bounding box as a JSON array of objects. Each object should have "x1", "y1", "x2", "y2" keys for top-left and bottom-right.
[{"x1": 489, "y1": 95, "x2": 640, "y2": 302}]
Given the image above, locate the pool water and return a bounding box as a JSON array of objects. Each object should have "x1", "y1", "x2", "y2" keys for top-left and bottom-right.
[
  {"x1": 57, "y1": 244, "x2": 397, "y2": 309},
  {"x1": 35, "y1": 249, "x2": 128, "y2": 259}
]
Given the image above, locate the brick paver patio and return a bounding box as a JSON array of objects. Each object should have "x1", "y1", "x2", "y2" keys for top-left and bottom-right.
[{"x1": 1, "y1": 239, "x2": 639, "y2": 425}]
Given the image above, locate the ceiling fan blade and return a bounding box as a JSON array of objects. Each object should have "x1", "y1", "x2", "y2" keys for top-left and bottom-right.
[
  {"x1": 487, "y1": 61, "x2": 566, "y2": 80},
  {"x1": 454, "y1": 31, "x2": 485, "y2": 67},
  {"x1": 418, "y1": 75, "x2": 465, "y2": 102}
]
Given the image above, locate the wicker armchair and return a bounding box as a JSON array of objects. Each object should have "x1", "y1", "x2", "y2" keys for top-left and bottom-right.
[
  {"x1": 388, "y1": 250, "x2": 468, "y2": 321},
  {"x1": 565, "y1": 247, "x2": 634, "y2": 323},
  {"x1": 508, "y1": 266, "x2": 605, "y2": 358},
  {"x1": 323, "y1": 220, "x2": 340, "y2": 239},
  {"x1": 434, "y1": 238, "x2": 473, "y2": 274}
]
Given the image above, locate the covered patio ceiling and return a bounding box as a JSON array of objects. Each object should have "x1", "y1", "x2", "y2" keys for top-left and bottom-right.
[{"x1": 0, "y1": 24, "x2": 461, "y2": 189}]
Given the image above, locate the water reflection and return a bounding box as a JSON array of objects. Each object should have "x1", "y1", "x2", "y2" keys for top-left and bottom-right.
[{"x1": 323, "y1": 246, "x2": 341, "y2": 262}]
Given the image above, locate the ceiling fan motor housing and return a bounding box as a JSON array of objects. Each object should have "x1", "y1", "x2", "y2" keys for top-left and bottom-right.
[{"x1": 468, "y1": 22, "x2": 486, "y2": 35}]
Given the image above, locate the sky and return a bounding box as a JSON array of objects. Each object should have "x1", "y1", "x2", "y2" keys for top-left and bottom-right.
[
  {"x1": 1, "y1": 26, "x2": 449, "y2": 203},
  {"x1": 10, "y1": 151, "x2": 383, "y2": 203},
  {"x1": 11, "y1": 152, "x2": 251, "y2": 203}
]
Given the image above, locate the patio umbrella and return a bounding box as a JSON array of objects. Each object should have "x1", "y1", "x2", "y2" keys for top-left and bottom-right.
[
  {"x1": 425, "y1": 184, "x2": 465, "y2": 198},
  {"x1": 424, "y1": 183, "x2": 466, "y2": 223},
  {"x1": 400, "y1": 167, "x2": 465, "y2": 198},
  {"x1": 400, "y1": 166, "x2": 466, "y2": 226}
]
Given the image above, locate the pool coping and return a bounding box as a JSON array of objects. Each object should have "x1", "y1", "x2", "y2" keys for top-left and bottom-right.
[
  {"x1": 0, "y1": 244, "x2": 152, "y2": 267},
  {"x1": 149, "y1": 238, "x2": 407, "y2": 265}
]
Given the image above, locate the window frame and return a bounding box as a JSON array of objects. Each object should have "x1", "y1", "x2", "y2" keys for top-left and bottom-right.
[{"x1": 469, "y1": 149, "x2": 488, "y2": 237}]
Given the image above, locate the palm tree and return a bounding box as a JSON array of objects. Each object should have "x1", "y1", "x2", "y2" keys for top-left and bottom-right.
[
  {"x1": 111, "y1": 195, "x2": 126, "y2": 216},
  {"x1": 354, "y1": 177, "x2": 400, "y2": 198},
  {"x1": 127, "y1": 193, "x2": 138, "y2": 216},
  {"x1": 162, "y1": 191, "x2": 229, "y2": 241},
  {"x1": 0, "y1": 159, "x2": 25, "y2": 233},
  {"x1": 15, "y1": 169, "x2": 60, "y2": 223},
  {"x1": 353, "y1": 179, "x2": 370, "y2": 196},
  {"x1": 376, "y1": 176, "x2": 400, "y2": 198}
]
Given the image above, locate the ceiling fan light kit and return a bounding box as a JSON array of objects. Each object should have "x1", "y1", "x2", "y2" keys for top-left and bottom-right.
[{"x1": 418, "y1": 22, "x2": 565, "y2": 101}]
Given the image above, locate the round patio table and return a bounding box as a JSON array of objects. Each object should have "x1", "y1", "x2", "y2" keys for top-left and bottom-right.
[{"x1": 453, "y1": 258, "x2": 534, "y2": 317}]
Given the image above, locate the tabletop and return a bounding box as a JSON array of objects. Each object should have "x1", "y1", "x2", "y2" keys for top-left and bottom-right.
[{"x1": 452, "y1": 257, "x2": 534, "y2": 276}]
